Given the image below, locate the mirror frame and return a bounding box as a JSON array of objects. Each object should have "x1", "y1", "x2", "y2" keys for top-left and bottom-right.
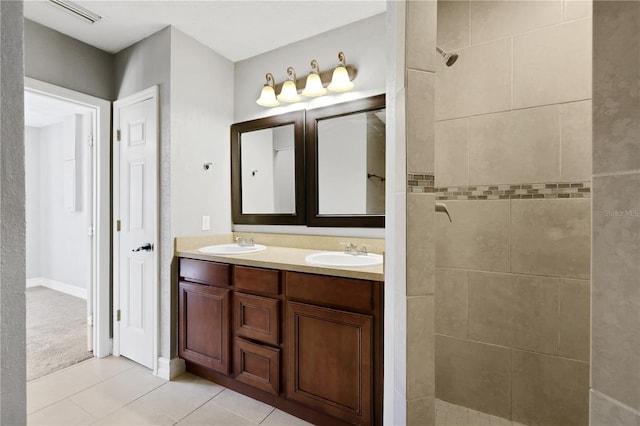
[
  {"x1": 231, "y1": 110, "x2": 306, "y2": 225},
  {"x1": 306, "y1": 94, "x2": 386, "y2": 228}
]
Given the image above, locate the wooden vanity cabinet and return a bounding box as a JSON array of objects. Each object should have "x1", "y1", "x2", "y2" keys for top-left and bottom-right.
[
  {"x1": 178, "y1": 258, "x2": 383, "y2": 426},
  {"x1": 178, "y1": 260, "x2": 231, "y2": 375}
]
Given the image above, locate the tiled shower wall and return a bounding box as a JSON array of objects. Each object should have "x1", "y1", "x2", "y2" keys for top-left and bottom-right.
[{"x1": 433, "y1": 2, "x2": 592, "y2": 425}]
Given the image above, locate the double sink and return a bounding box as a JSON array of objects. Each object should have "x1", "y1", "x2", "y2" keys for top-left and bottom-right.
[{"x1": 197, "y1": 243, "x2": 383, "y2": 268}]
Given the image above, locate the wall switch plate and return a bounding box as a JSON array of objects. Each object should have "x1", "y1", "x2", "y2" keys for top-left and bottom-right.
[{"x1": 201, "y1": 215, "x2": 210, "y2": 231}]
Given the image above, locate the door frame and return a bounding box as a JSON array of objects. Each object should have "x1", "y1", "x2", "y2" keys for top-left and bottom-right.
[
  {"x1": 24, "y1": 77, "x2": 112, "y2": 357},
  {"x1": 112, "y1": 86, "x2": 160, "y2": 372}
]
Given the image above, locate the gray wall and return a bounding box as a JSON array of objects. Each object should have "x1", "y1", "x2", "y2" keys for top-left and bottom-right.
[
  {"x1": 24, "y1": 19, "x2": 114, "y2": 100},
  {"x1": 0, "y1": 0, "x2": 26, "y2": 423},
  {"x1": 234, "y1": 13, "x2": 386, "y2": 122},
  {"x1": 169, "y1": 28, "x2": 234, "y2": 358},
  {"x1": 114, "y1": 27, "x2": 173, "y2": 361},
  {"x1": 591, "y1": 2, "x2": 640, "y2": 425}
]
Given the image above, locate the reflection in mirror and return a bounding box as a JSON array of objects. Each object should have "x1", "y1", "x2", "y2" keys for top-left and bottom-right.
[
  {"x1": 241, "y1": 125, "x2": 295, "y2": 214},
  {"x1": 317, "y1": 109, "x2": 385, "y2": 215},
  {"x1": 307, "y1": 94, "x2": 385, "y2": 228},
  {"x1": 231, "y1": 110, "x2": 305, "y2": 225}
]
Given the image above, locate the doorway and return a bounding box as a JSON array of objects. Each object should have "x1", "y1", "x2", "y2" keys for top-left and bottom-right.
[{"x1": 24, "y1": 78, "x2": 111, "y2": 380}]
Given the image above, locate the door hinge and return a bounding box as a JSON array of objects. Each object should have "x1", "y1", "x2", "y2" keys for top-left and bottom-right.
[
  {"x1": 116, "y1": 220, "x2": 121, "y2": 232},
  {"x1": 88, "y1": 134, "x2": 94, "y2": 147},
  {"x1": 116, "y1": 129, "x2": 121, "y2": 142},
  {"x1": 87, "y1": 314, "x2": 94, "y2": 327},
  {"x1": 88, "y1": 225, "x2": 94, "y2": 237},
  {"x1": 116, "y1": 310, "x2": 121, "y2": 322}
]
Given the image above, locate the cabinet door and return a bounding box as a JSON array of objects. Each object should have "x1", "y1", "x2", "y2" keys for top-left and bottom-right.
[
  {"x1": 179, "y1": 281, "x2": 230, "y2": 375},
  {"x1": 286, "y1": 301, "x2": 372, "y2": 426}
]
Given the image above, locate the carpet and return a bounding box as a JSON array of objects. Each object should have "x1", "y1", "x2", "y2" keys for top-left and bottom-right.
[{"x1": 26, "y1": 286, "x2": 93, "y2": 382}]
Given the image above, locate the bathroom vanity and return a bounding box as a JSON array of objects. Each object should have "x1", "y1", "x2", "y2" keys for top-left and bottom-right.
[{"x1": 176, "y1": 241, "x2": 384, "y2": 426}]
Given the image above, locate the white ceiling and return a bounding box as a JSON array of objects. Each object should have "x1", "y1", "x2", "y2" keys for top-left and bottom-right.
[
  {"x1": 25, "y1": 91, "x2": 92, "y2": 128},
  {"x1": 24, "y1": 0, "x2": 387, "y2": 62}
]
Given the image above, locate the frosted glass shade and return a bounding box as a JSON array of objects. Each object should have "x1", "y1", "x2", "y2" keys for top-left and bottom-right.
[
  {"x1": 256, "y1": 85, "x2": 279, "y2": 107},
  {"x1": 302, "y1": 73, "x2": 327, "y2": 97},
  {"x1": 277, "y1": 80, "x2": 301, "y2": 103},
  {"x1": 328, "y1": 66, "x2": 354, "y2": 92}
]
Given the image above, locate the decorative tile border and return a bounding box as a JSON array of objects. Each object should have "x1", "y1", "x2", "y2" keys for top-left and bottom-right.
[
  {"x1": 407, "y1": 173, "x2": 435, "y2": 193},
  {"x1": 435, "y1": 182, "x2": 591, "y2": 200}
]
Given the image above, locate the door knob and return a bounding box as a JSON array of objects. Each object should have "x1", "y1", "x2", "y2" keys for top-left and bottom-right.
[{"x1": 132, "y1": 243, "x2": 154, "y2": 252}]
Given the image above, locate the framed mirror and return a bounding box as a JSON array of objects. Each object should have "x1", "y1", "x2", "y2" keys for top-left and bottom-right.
[
  {"x1": 231, "y1": 111, "x2": 305, "y2": 225},
  {"x1": 306, "y1": 94, "x2": 386, "y2": 227}
]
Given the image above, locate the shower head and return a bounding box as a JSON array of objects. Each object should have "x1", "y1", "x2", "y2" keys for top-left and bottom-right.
[{"x1": 436, "y1": 46, "x2": 459, "y2": 67}]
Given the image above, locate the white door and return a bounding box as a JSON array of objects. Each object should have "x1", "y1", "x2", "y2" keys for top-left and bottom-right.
[{"x1": 113, "y1": 87, "x2": 158, "y2": 369}]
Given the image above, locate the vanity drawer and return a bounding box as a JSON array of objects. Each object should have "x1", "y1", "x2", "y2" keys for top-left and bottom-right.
[
  {"x1": 233, "y1": 338, "x2": 280, "y2": 395},
  {"x1": 234, "y1": 292, "x2": 280, "y2": 346},
  {"x1": 180, "y1": 258, "x2": 230, "y2": 287},
  {"x1": 234, "y1": 266, "x2": 280, "y2": 295},
  {"x1": 285, "y1": 272, "x2": 374, "y2": 312}
]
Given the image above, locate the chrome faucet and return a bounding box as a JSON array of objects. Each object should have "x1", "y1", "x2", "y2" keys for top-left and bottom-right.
[
  {"x1": 341, "y1": 242, "x2": 368, "y2": 256},
  {"x1": 235, "y1": 236, "x2": 255, "y2": 247}
]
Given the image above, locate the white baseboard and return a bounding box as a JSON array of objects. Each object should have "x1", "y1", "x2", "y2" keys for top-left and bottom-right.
[
  {"x1": 28, "y1": 277, "x2": 87, "y2": 300},
  {"x1": 156, "y1": 357, "x2": 185, "y2": 381}
]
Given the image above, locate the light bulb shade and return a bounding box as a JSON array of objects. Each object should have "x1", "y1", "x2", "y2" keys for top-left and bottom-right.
[
  {"x1": 328, "y1": 66, "x2": 354, "y2": 92},
  {"x1": 302, "y1": 73, "x2": 327, "y2": 97},
  {"x1": 256, "y1": 84, "x2": 279, "y2": 107},
  {"x1": 277, "y1": 80, "x2": 301, "y2": 103}
]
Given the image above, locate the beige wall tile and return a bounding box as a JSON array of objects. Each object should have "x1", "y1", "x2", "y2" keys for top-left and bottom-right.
[
  {"x1": 407, "y1": 0, "x2": 437, "y2": 72},
  {"x1": 565, "y1": 0, "x2": 592, "y2": 21},
  {"x1": 513, "y1": 18, "x2": 592, "y2": 109},
  {"x1": 470, "y1": 0, "x2": 562, "y2": 45},
  {"x1": 559, "y1": 279, "x2": 590, "y2": 362},
  {"x1": 511, "y1": 275, "x2": 559, "y2": 355},
  {"x1": 467, "y1": 271, "x2": 513, "y2": 347},
  {"x1": 435, "y1": 335, "x2": 511, "y2": 419},
  {"x1": 435, "y1": 118, "x2": 469, "y2": 188},
  {"x1": 437, "y1": 1, "x2": 470, "y2": 50},
  {"x1": 469, "y1": 106, "x2": 561, "y2": 185},
  {"x1": 407, "y1": 396, "x2": 435, "y2": 426},
  {"x1": 407, "y1": 296, "x2": 435, "y2": 399},
  {"x1": 592, "y1": 174, "x2": 640, "y2": 411},
  {"x1": 561, "y1": 100, "x2": 593, "y2": 182},
  {"x1": 590, "y1": 391, "x2": 640, "y2": 426},
  {"x1": 407, "y1": 194, "x2": 435, "y2": 296},
  {"x1": 435, "y1": 268, "x2": 468, "y2": 338},
  {"x1": 512, "y1": 350, "x2": 589, "y2": 426},
  {"x1": 436, "y1": 200, "x2": 510, "y2": 272},
  {"x1": 435, "y1": 38, "x2": 511, "y2": 120},
  {"x1": 511, "y1": 199, "x2": 591, "y2": 279},
  {"x1": 407, "y1": 70, "x2": 435, "y2": 173},
  {"x1": 593, "y1": 1, "x2": 640, "y2": 174}
]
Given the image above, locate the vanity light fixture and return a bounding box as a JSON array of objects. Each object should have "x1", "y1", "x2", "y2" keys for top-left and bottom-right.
[
  {"x1": 255, "y1": 73, "x2": 280, "y2": 107},
  {"x1": 277, "y1": 67, "x2": 301, "y2": 103},
  {"x1": 302, "y1": 60, "x2": 327, "y2": 97},
  {"x1": 328, "y1": 52, "x2": 355, "y2": 92}
]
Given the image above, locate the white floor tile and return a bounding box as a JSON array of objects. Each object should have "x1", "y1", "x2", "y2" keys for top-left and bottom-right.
[
  {"x1": 70, "y1": 366, "x2": 166, "y2": 418},
  {"x1": 259, "y1": 409, "x2": 313, "y2": 426},
  {"x1": 212, "y1": 389, "x2": 274, "y2": 424},
  {"x1": 27, "y1": 399, "x2": 95, "y2": 426},
  {"x1": 178, "y1": 399, "x2": 256, "y2": 426},
  {"x1": 127, "y1": 372, "x2": 225, "y2": 422},
  {"x1": 90, "y1": 404, "x2": 175, "y2": 426}
]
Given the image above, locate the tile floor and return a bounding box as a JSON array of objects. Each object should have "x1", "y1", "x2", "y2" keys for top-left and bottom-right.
[
  {"x1": 27, "y1": 356, "x2": 312, "y2": 425},
  {"x1": 435, "y1": 399, "x2": 528, "y2": 426},
  {"x1": 28, "y1": 356, "x2": 528, "y2": 426}
]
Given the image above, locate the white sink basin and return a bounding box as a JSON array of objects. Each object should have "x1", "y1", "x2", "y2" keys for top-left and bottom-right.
[
  {"x1": 198, "y1": 244, "x2": 267, "y2": 255},
  {"x1": 305, "y1": 251, "x2": 383, "y2": 268}
]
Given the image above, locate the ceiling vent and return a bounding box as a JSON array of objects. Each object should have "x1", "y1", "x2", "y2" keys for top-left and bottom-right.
[{"x1": 48, "y1": 0, "x2": 102, "y2": 24}]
